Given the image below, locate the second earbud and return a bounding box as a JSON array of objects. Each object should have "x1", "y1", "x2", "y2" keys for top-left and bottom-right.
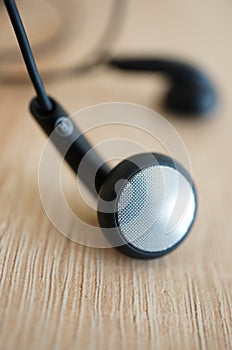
[{"x1": 109, "y1": 57, "x2": 217, "y2": 115}]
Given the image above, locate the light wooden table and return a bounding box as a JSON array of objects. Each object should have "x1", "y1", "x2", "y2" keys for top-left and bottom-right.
[{"x1": 0, "y1": 0, "x2": 231, "y2": 349}]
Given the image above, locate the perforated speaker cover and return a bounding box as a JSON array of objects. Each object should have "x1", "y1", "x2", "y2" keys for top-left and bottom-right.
[{"x1": 116, "y1": 165, "x2": 196, "y2": 253}]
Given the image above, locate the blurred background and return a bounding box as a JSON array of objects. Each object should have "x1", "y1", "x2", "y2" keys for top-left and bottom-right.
[
  {"x1": 0, "y1": 1, "x2": 231, "y2": 349},
  {"x1": 0, "y1": 0, "x2": 230, "y2": 92}
]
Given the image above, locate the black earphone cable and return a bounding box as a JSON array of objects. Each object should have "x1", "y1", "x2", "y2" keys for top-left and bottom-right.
[{"x1": 3, "y1": 0, "x2": 53, "y2": 114}]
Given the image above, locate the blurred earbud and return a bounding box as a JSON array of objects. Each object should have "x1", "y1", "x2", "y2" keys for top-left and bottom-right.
[{"x1": 109, "y1": 57, "x2": 217, "y2": 115}]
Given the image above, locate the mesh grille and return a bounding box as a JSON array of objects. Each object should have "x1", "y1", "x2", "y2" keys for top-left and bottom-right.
[{"x1": 117, "y1": 166, "x2": 196, "y2": 253}]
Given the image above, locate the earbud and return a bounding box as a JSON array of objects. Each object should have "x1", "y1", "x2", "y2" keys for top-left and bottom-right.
[
  {"x1": 98, "y1": 152, "x2": 197, "y2": 259},
  {"x1": 31, "y1": 97, "x2": 198, "y2": 259},
  {"x1": 5, "y1": 0, "x2": 198, "y2": 259},
  {"x1": 109, "y1": 57, "x2": 217, "y2": 115}
]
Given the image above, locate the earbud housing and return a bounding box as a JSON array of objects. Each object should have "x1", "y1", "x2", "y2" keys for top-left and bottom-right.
[{"x1": 98, "y1": 153, "x2": 197, "y2": 259}]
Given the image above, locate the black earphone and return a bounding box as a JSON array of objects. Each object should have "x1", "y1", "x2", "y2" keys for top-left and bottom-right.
[
  {"x1": 4, "y1": 0, "x2": 201, "y2": 259},
  {"x1": 109, "y1": 58, "x2": 217, "y2": 115}
]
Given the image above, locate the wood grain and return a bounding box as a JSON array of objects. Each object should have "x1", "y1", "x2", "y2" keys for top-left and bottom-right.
[{"x1": 0, "y1": 0, "x2": 232, "y2": 349}]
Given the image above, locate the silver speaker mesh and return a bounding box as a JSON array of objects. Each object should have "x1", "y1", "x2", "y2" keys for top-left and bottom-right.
[{"x1": 117, "y1": 166, "x2": 196, "y2": 253}]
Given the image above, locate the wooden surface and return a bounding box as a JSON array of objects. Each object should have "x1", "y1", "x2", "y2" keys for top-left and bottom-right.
[{"x1": 0, "y1": 0, "x2": 232, "y2": 349}]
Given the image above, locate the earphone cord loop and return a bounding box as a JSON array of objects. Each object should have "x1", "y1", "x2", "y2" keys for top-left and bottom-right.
[{"x1": 3, "y1": 0, "x2": 53, "y2": 114}]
